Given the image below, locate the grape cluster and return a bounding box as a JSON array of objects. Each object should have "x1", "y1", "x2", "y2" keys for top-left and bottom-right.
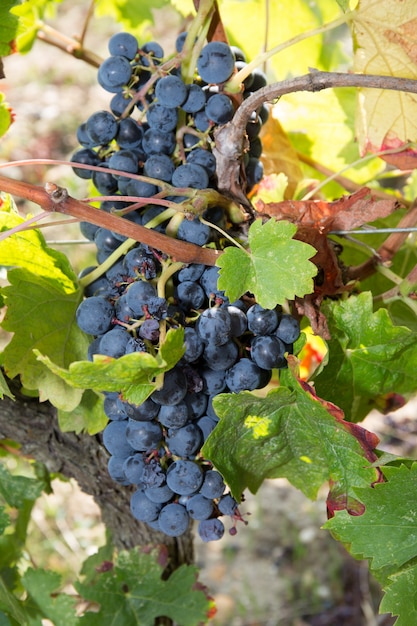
[{"x1": 73, "y1": 32, "x2": 300, "y2": 541}]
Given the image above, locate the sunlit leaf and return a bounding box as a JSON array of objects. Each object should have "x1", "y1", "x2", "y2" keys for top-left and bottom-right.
[
  {"x1": 216, "y1": 219, "x2": 316, "y2": 307},
  {"x1": 352, "y1": 0, "x2": 417, "y2": 161}
]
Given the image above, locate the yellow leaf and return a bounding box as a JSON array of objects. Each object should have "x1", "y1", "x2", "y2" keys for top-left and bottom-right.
[
  {"x1": 353, "y1": 0, "x2": 417, "y2": 156},
  {"x1": 259, "y1": 116, "x2": 303, "y2": 199}
]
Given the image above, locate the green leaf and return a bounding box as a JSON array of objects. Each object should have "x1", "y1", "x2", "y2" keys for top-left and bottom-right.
[
  {"x1": 79, "y1": 539, "x2": 114, "y2": 586},
  {"x1": 1, "y1": 268, "x2": 89, "y2": 411},
  {"x1": 313, "y1": 292, "x2": 417, "y2": 422},
  {"x1": 77, "y1": 547, "x2": 211, "y2": 626},
  {"x1": 10, "y1": 0, "x2": 63, "y2": 54},
  {"x1": 0, "y1": 96, "x2": 12, "y2": 140},
  {"x1": 95, "y1": 0, "x2": 170, "y2": 37},
  {"x1": 202, "y1": 368, "x2": 379, "y2": 507},
  {"x1": 0, "y1": 463, "x2": 46, "y2": 508},
  {"x1": 325, "y1": 464, "x2": 417, "y2": 572},
  {"x1": 0, "y1": 1, "x2": 19, "y2": 56},
  {"x1": 37, "y1": 327, "x2": 185, "y2": 406},
  {"x1": 58, "y1": 390, "x2": 107, "y2": 435},
  {"x1": 325, "y1": 464, "x2": 417, "y2": 624},
  {"x1": 216, "y1": 219, "x2": 316, "y2": 307},
  {"x1": 379, "y1": 566, "x2": 417, "y2": 626},
  {"x1": 0, "y1": 577, "x2": 27, "y2": 626},
  {"x1": 0, "y1": 509, "x2": 9, "y2": 536},
  {"x1": 21, "y1": 569, "x2": 78, "y2": 626},
  {"x1": 0, "y1": 210, "x2": 77, "y2": 293},
  {"x1": 0, "y1": 370, "x2": 13, "y2": 401}
]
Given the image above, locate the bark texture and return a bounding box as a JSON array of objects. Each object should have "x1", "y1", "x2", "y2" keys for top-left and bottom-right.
[{"x1": 0, "y1": 385, "x2": 194, "y2": 569}]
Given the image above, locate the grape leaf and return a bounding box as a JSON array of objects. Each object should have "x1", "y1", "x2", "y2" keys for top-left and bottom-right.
[
  {"x1": 1, "y1": 268, "x2": 89, "y2": 411},
  {"x1": 36, "y1": 327, "x2": 185, "y2": 406},
  {"x1": 0, "y1": 463, "x2": 46, "y2": 508},
  {"x1": 0, "y1": 578, "x2": 27, "y2": 626},
  {"x1": 95, "y1": 0, "x2": 170, "y2": 36},
  {"x1": 202, "y1": 366, "x2": 380, "y2": 509},
  {"x1": 21, "y1": 569, "x2": 78, "y2": 626},
  {"x1": 0, "y1": 1, "x2": 19, "y2": 56},
  {"x1": 57, "y1": 390, "x2": 107, "y2": 435},
  {"x1": 379, "y1": 565, "x2": 417, "y2": 626},
  {"x1": 0, "y1": 371, "x2": 13, "y2": 401},
  {"x1": 10, "y1": 0, "x2": 63, "y2": 54},
  {"x1": 325, "y1": 463, "x2": 417, "y2": 624},
  {"x1": 0, "y1": 95, "x2": 12, "y2": 140},
  {"x1": 0, "y1": 509, "x2": 9, "y2": 536},
  {"x1": 77, "y1": 547, "x2": 211, "y2": 626},
  {"x1": 313, "y1": 292, "x2": 417, "y2": 422},
  {"x1": 0, "y1": 209, "x2": 77, "y2": 293},
  {"x1": 352, "y1": 0, "x2": 417, "y2": 162},
  {"x1": 216, "y1": 219, "x2": 316, "y2": 307}
]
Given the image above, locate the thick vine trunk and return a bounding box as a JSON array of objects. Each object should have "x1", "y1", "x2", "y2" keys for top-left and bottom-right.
[{"x1": 0, "y1": 385, "x2": 194, "y2": 570}]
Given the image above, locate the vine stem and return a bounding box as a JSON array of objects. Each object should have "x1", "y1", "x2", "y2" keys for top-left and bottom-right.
[
  {"x1": 0, "y1": 173, "x2": 221, "y2": 266},
  {"x1": 214, "y1": 69, "x2": 417, "y2": 204},
  {"x1": 36, "y1": 23, "x2": 103, "y2": 67}
]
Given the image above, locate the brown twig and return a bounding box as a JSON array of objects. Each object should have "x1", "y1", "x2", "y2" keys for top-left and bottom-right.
[
  {"x1": 37, "y1": 24, "x2": 103, "y2": 67},
  {"x1": 214, "y1": 70, "x2": 417, "y2": 204},
  {"x1": 0, "y1": 174, "x2": 221, "y2": 266}
]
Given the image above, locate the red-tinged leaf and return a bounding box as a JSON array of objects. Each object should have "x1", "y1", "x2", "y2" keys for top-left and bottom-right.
[{"x1": 257, "y1": 187, "x2": 401, "y2": 233}]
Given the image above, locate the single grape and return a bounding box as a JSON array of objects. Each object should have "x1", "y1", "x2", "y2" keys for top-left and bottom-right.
[
  {"x1": 126, "y1": 419, "x2": 162, "y2": 452},
  {"x1": 103, "y1": 420, "x2": 135, "y2": 458},
  {"x1": 98, "y1": 55, "x2": 132, "y2": 92},
  {"x1": 108, "y1": 149, "x2": 138, "y2": 175},
  {"x1": 76, "y1": 296, "x2": 115, "y2": 336},
  {"x1": 166, "y1": 423, "x2": 202, "y2": 457},
  {"x1": 158, "y1": 402, "x2": 190, "y2": 429},
  {"x1": 108, "y1": 32, "x2": 138, "y2": 60},
  {"x1": 145, "y1": 483, "x2": 174, "y2": 504},
  {"x1": 247, "y1": 303, "x2": 279, "y2": 335},
  {"x1": 144, "y1": 154, "x2": 175, "y2": 182},
  {"x1": 177, "y1": 263, "x2": 205, "y2": 283},
  {"x1": 225, "y1": 358, "x2": 265, "y2": 393},
  {"x1": 205, "y1": 93, "x2": 234, "y2": 125},
  {"x1": 121, "y1": 397, "x2": 160, "y2": 421},
  {"x1": 146, "y1": 103, "x2": 178, "y2": 132},
  {"x1": 158, "y1": 502, "x2": 190, "y2": 536},
  {"x1": 125, "y1": 280, "x2": 157, "y2": 317},
  {"x1": 186, "y1": 148, "x2": 217, "y2": 177},
  {"x1": 198, "y1": 518, "x2": 225, "y2": 542},
  {"x1": 99, "y1": 326, "x2": 131, "y2": 358},
  {"x1": 197, "y1": 41, "x2": 235, "y2": 84},
  {"x1": 104, "y1": 393, "x2": 128, "y2": 421},
  {"x1": 166, "y1": 460, "x2": 204, "y2": 495},
  {"x1": 275, "y1": 314, "x2": 301, "y2": 344},
  {"x1": 200, "y1": 469, "x2": 225, "y2": 499},
  {"x1": 177, "y1": 218, "x2": 211, "y2": 246},
  {"x1": 151, "y1": 367, "x2": 188, "y2": 406},
  {"x1": 155, "y1": 74, "x2": 187, "y2": 108},
  {"x1": 182, "y1": 327, "x2": 204, "y2": 363},
  {"x1": 130, "y1": 488, "x2": 163, "y2": 522},
  {"x1": 123, "y1": 453, "x2": 146, "y2": 484},
  {"x1": 186, "y1": 494, "x2": 214, "y2": 520},
  {"x1": 200, "y1": 367, "x2": 227, "y2": 395},
  {"x1": 86, "y1": 110, "x2": 118, "y2": 144},
  {"x1": 182, "y1": 84, "x2": 206, "y2": 113},
  {"x1": 116, "y1": 118, "x2": 144, "y2": 149},
  {"x1": 218, "y1": 493, "x2": 238, "y2": 516},
  {"x1": 196, "y1": 415, "x2": 218, "y2": 441},
  {"x1": 172, "y1": 163, "x2": 209, "y2": 189},
  {"x1": 251, "y1": 335, "x2": 287, "y2": 370},
  {"x1": 176, "y1": 280, "x2": 206, "y2": 311},
  {"x1": 197, "y1": 307, "x2": 233, "y2": 346},
  {"x1": 139, "y1": 318, "x2": 160, "y2": 342},
  {"x1": 142, "y1": 128, "x2": 176, "y2": 155},
  {"x1": 107, "y1": 456, "x2": 130, "y2": 485},
  {"x1": 203, "y1": 339, "x2": 238, "y2": 370}
]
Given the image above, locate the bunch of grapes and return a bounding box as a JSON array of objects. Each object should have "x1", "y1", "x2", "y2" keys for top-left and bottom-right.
[{"x1": 73, "y1": 31, "x2": 300, "y2": 541}]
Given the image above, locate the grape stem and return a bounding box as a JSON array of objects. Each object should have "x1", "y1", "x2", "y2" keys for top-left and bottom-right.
[{"x1": 0, "y1": 173, "x2": 222, "y2": 266}]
